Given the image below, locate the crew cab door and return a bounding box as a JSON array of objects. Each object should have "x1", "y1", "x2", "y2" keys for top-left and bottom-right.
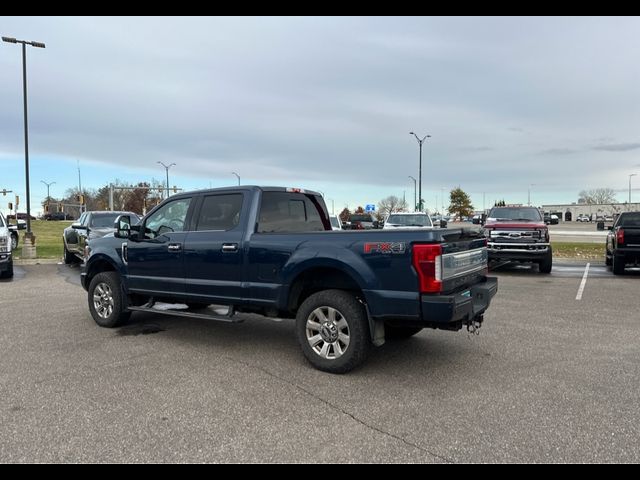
[
  {"x1": 183, "y1": 193, "x2": 246, "y2": 304},
  {"x1": 125, "y1": 197, "x2": 193, "y2": 298}
]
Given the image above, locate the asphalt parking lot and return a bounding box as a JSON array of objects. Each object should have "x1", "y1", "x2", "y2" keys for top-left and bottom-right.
[{"x1": 0, "y1": 261, "x2": 639, "y2": 463}]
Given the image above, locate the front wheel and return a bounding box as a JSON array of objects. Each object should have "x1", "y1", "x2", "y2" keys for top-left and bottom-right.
[
  {"x1": 296, "y1": 290, "x2": 371, "y2": 374},
  {"x1": 10, "y1": 233, "x2": 18, "y2": 251},
  {"x1": 539, "y1": 249, "x2": 553, "y2": 274},
  {"x1": 88, "y1": 272, "x2": 131, "y2": 327}
]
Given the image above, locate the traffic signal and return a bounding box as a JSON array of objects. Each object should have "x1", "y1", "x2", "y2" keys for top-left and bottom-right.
[
  {"x1": 45, "y1": 204, "x2": 50, "y2": 213},
  {"x1": 173, "y1": 186, "x2": 178, "y2": 193},
  {"x1": 79, "y1": 194, "x2": 85, "y2": 205},
  {"x1": 58, "y1": 203, "x2": 63, "y2": 212},
  {"x1": 8, "y1": 202, "x2": 13, "y2": 210},
  {"x1": 15, "y1": 195, "x2": 19, "y2": 206},
  {"x1": 2, "y1": 189, "x2": 6, "y2": 196}
]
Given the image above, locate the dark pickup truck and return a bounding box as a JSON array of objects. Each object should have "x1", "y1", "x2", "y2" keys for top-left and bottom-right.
[
  {"x1": 81, "y1": 186, "x2": 497, "y2": 373},
  {"x1": 606, "y1": 211, "x2": 640, "y2": 274}
]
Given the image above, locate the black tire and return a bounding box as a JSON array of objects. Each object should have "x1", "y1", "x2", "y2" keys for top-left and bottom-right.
[
  {"x1": 63, "y1": 243, "x2": 78, "y2": 264},
  {"x1": 605, "y1": 250, "x2": 612, "y2": 267},
  {"x1": 0, "y1": 259, "x2": 13, "y2": 279},
  {"x1": 296, "y1": 290, "x2": 371, "y2": 374},
  {"x1": 10, "y1": 233, "x2": 18, "y2": 251},
  {"x1": 88, "y1": 271, "x2": 131, "y2": 327},
  {"x1": 612, "y1": 255, "x2": 625, "y2": 275},
  {"x1": 384, "y1": 323, "x2": 423, "y2": 340},
  {"x1": 539, "y1": 249, "x2": 553, "y2": 274}
]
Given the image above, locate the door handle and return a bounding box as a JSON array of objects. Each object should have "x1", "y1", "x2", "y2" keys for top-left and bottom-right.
[
  {"x1": 221, "y1": 243, "x2": 239, "y2": 253},
  {"x1": 168, "y1": 243, "x2": 182, "y2": 252}
]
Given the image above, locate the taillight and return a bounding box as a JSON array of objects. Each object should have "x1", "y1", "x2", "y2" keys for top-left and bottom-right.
[
  {"x1": 412, "y1": 244, "x2": 442, "y2": 293},
  {"x1": 617, "y1": 227, "x2": 625, "y2": 245}
]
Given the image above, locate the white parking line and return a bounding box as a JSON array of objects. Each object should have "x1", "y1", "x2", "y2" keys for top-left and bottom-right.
[{"x1": 575, "y1": 263, "x2": 591, "y2": 300}]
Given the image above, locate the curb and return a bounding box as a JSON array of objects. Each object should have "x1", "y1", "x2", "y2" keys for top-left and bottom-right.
[{"x1": 14, "y1": 258, "x2": 61, "y2": 265}]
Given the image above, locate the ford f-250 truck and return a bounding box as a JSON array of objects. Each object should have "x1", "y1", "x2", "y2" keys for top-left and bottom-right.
[
  {"x1": 81, "y1": 186, "x2": 497, "y2": 373},
  {"x1": 483, "y1": 205, "x2": 552, "y2": 273}
]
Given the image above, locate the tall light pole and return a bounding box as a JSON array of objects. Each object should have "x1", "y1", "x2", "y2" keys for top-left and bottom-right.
[
  {"x1": 629, "y1": 173, "x2": 637, "y2": 207},
  {"x1": 408, "y1": 176, "x2": 417, "y2": 212},
  {"x1": 231, "y1": 171, "x2": 240, "y2": 186},
  {"x1": 528, "y1": 183, "x2": 536, "y2": 206},
  {"x1": 3, "y1": 36, "x2": 46, "y2": 239},
  {"x1": 157, "y1": 162, "x2": 176, "y2": 198},
  {"x1": 409, "y1": 132, "x2": 430, "y2": 212},
  {"x1": 40, "y1": 180, "x2": 55, "y2": 209}
]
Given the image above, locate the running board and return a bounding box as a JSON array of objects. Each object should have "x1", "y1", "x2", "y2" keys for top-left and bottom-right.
[{"x1": 127, "y1": 306, "x2": 243, "y2": 323}]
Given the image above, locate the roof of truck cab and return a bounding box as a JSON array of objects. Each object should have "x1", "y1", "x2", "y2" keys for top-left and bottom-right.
[{"x1": 173, "y1": 185, "x2": 323, "y2": 198}]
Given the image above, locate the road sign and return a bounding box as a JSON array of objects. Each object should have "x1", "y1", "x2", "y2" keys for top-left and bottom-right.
[{"x1": 365, "y1": 204, "x2": 375, "y2": 212}]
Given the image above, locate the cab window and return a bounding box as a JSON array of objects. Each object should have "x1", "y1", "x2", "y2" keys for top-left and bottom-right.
[{"x1": 144, "y1": 198, "x2": 192, "y2": 238}]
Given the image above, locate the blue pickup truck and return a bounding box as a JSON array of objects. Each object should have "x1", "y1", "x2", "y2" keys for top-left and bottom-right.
[{"x1": 81, "y1": 186, "x2": 497, "y2": 373}]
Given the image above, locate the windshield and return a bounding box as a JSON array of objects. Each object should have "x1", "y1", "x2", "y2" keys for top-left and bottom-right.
[
  {"x1": 0, "y1": 215, "x2": 4, "y2": 227},
  {"x1": 386, "y1": 214, "x2": 433, "y2": 227},
  {"x1": 350, "y1": 214, "x2": 373, "y2": 222},
  {"x1": 488, "y1": 207, "x2": 542, "y2": 222},
  {"x1": 90, "y1": 213, "x2": 122, "y2": 228}
]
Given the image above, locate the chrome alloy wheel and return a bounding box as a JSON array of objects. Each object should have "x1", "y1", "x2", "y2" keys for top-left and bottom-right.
[
  {"x1": 305, "y1": 306, "x2": 350, "y2": 360},
  {"x1": 93, "y1": 282, "x2": 115, "y2": 319}
]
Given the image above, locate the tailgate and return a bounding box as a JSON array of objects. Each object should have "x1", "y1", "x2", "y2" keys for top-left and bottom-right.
[{"x1": 438, "y1": 230, "x2": 488, "y2": 293}]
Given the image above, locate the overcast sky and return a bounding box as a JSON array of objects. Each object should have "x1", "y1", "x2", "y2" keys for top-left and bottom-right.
[{"x1": 2, "y1": 16, "x2": 640, "y2": 214}]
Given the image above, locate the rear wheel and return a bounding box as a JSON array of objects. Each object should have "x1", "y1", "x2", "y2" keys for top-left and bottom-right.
[
  {"x1": 88, "y1": 272, "x2": 131, "y2": 327},
  {"x1": 296, "y1": 290, "x2": 371, "y2": 374},
  {"x1": 10, "y1": 233, "x2": 18, "y2": 251},
  {"x1": 612, "y1": 255, "x2": 625, "y2": 275}
]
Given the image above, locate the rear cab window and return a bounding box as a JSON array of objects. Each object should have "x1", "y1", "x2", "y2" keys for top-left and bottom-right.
[
  {"x1": 258, "y1": 192, "x2": 330, "y2": 233},
  {"x1": 617, "y1": 212, "x2": 640, "y2": 227},
  {"x1": 195, "y1": 194, "x2": 244, "y2": 231}
]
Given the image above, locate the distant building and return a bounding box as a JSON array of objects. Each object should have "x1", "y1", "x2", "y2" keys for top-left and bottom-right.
[{"x1": 541, "y1": 202, "x2": 640, "y2": 222}]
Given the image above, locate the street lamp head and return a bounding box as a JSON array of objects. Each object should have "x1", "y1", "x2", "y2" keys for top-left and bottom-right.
[
  {"x1": 30, "y1": 41, "x2": 45, "y2": 48},
  {"x1": 409, "y1": 131, "x2": 414, "y2": 135},
  {"x1": 2, "y1": 36, "x2": 17, "y2": 43}
]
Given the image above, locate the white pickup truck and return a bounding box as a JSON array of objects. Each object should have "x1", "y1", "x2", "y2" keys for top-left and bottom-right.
[{"x1": 0, "y1": 211, "x2": 15, "y2": 278}]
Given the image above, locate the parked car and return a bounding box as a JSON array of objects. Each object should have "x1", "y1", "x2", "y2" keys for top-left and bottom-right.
[
  {"x1": 44, "y1": 212, "x2": 74, "y2": 221},
  {"x1": 605, "y1": 211, "x2": 640, "y2": 274},
  {"x1": 576, "y1": 214, "x2": 591, "y2": 222},
  {"x1": 550, "y1": 214, "x2": 559, "y2": 225},
  {"x1": 63, "y1": 211, "x2": 140, "y2": 264},
  {"x1": 347, "y1": 213, "x2": 374, "y2": 230},
  {"x1": 81, "y1": 186, "x2": 497, "y2": 373},
  {"x1": 383, "y1": 212, "x2": 433, "y2": 229},
  {"x1": 7, "y1": 212, "x2": 36, "y2": 221},
  {"x1": 0, "y1": 211, "x2": 14, "y2": 278},
  {"x1": 329, "y1": 214, "x2": 343, "y2": 231}
]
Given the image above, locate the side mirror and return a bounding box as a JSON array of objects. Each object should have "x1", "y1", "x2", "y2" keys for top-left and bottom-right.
[
  {"x1": 71, "y1": 222, "x2": 87, "y2": 230},
  {"x1": 440, "y1": 220, "x2": 448, "y2": 228},
  {"x1": 114, "y1": 215, "x2": 132, "y2": 239}
]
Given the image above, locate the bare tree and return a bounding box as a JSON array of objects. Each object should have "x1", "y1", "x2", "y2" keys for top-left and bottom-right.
[
  {"x1": 578, "y1": 188, "x2": 617, "y2": 204},
  {"x1": 378, "y1": 195, "x2": 408, "y2": 217}
]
